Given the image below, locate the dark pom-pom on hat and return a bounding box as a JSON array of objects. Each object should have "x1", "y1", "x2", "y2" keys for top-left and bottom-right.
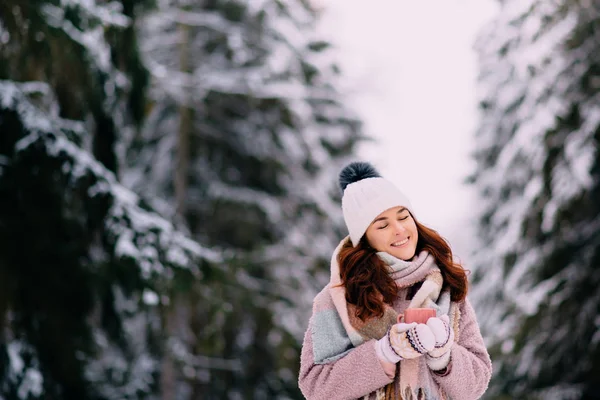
[{"x1": 339, "y1": 162, "x2": 381, "y2": 191}]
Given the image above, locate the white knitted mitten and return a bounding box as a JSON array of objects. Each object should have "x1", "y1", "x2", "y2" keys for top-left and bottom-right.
[
  {"x1": 375, "y1": 322, "x2": 435, "y2": 364},
  {"x1": 425, "y1": 315, "x2": 454, "y2": 371}
]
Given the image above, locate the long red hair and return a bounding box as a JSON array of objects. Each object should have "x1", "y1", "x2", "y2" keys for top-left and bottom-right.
[{"x1": 337, "y1": 215, "x2": 469, "y2": 322}]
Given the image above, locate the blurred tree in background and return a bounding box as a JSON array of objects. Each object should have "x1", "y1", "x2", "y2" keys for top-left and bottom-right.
[
  {"x1": 470, "y1": 1, "x2": 600, "y2": 399},
  {"x1": 0, "y1": 0, "x2": 362, "y2": 399},
  {"x1": 127, "y1": 0, "x2": 362, "y2": 398}
]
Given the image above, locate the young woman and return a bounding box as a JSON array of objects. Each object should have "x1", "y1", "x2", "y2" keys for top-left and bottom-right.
[{"x1": 298, "y1": 162, "x2": 492, "y2": 400}]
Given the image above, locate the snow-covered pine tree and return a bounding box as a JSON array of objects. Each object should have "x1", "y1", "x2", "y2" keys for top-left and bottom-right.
[
  {"x1": 0, "y1": 1, "x2": 224, "y2": 399},
  {"x1": 470, "y1": 1, "x2": 600, "y2": 398},
  {"x1": 128, "y1": 0, "x2": 363, "y2": 398},
  {"x1": 0, "y1": 0, "x2": 149, "y2": 175},
  {"x1": 0, "y1": 80, "x2": 224, "y2": 400}
]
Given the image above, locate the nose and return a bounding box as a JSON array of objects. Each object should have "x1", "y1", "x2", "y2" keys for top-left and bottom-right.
[{"x1": 392, "y1": 220, "x2": 407, "y2": 235}]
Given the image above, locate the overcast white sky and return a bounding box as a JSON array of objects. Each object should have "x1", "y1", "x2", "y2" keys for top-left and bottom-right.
[{"x1": 318, "y1": 0, "x2": 499, "y2": 260}]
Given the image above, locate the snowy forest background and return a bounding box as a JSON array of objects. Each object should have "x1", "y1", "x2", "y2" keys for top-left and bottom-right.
[{"x1": 1, "y1": 0, "x2": 599, "y2": 400}]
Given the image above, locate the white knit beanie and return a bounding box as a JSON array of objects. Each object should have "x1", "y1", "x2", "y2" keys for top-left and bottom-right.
[{"x1": 339, "y1": 162, "x2": 413, "y2": 247}]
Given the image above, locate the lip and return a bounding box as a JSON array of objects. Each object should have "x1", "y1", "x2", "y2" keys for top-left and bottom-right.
[{"x1": 391, "y1": 237, "x2": 409, "y2": 247}]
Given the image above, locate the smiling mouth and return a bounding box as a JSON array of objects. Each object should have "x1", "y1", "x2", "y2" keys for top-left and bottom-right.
[{"x1": 391, "y1": 238, "x2": 409, "y2": 247}]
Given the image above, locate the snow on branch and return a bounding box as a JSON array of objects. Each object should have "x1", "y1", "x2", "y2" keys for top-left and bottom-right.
[{"x1": 2, "y1": 80, "x2": 222, "y2": 283}]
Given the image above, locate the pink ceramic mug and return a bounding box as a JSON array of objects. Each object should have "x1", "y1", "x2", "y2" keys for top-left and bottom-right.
[{"x1": 400, "y1": 308, "x2": 436, "y2": 324}]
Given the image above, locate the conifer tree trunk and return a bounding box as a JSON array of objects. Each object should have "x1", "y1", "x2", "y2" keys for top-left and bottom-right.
[
  {"x1": 175, "y1": 21, "x2": 191, "y2": 218},
  {"x1": 160, "y1": 300, "x2": 177, "y2": 400},
  {"x1": 189, "y1": 291, "x2": 204, "y2": 400},
  {"x1": 161, "y1": 20, "x2": 192, "y2": 400}
]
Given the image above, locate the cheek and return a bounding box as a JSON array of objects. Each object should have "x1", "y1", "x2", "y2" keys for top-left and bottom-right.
[
  {"x1": 411, "y1": 227, "x2": 418, "y2": 244},
  {"x1": 366, "y1": 230, "x2": 386, "y2": 250}
]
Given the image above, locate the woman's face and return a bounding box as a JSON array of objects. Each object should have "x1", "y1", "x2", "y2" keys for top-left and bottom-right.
[{"x1": 365, "y1": 206, "x2": 419, "y2": 260}]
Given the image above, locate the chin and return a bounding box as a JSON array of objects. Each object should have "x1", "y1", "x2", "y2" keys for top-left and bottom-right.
[{"x1": 389, "y1": 246, "x2": 416, "y2": 261}]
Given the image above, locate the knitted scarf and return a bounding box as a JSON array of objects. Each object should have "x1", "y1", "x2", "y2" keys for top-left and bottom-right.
[{"x1": 322, "y1": 237, "x2": 460, "y2": 399}]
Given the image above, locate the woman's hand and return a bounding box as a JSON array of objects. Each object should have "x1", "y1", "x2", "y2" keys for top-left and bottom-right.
[
  {"x1": 375, "y1": 322, "x2": 435, "y2": 364},
  {"x1": 425, "y1": 315, "x2": 454, "y2": 371}
]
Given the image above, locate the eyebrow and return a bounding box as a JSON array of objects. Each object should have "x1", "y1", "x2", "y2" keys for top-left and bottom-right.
[{"x1": 372, "y1": 207, "x2": 407, "y2": 224}]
